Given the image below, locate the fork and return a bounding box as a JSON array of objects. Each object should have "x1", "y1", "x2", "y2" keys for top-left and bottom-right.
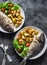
[{"x1": 0, "y1": 43, "x2": 12, "y2": 62}]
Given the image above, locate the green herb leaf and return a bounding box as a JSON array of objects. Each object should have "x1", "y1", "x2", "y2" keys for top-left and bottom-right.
[
  {"x1": 0, "y1": 4, "x2": 2, "y2": 8},
  {"x1": 5, "y1": 10, "x2": 8, "y2": 15},
  {"x1": 11, "y1": 7, "x2": 15, "y2": 10},
  {"x1": 13, "y1": 39, "x2": 21, "y2": 50},
  {"x1": 20, "y1": 47, "x2": 29, "y2": 57},
  {"x1": 13, "y1": 39, "x2": 18, "y2": 45},
  {"x1": 14, "y1": 4, "x2": 20, "y2": 10}
]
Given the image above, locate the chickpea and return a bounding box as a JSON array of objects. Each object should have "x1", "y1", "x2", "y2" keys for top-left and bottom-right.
[
  {"x1": 18, "y1": 33, "x2": 22, "y2": 40},
  {"x1": 13, "y1": 10, "x2": 16, "y2": 16},
  {"x1": 23, "y1": 27, "x2": 29, "y2": 32},
  {"x1": 16, "y1": 12, "x2": 20, "y2": 17},
  {"x1": 24, "y1": 33, "x2": 29, "y2": 37},
  {"x1": 16, "y1": 18, "x2": 20, "y2": 21},
  {"x1": 8, "y1": 14, "x2": 13, "y2": 19},
  {"x1": 15, "y1": 24, "x2": 19, "y2": 27},
  {"x1": 17, "y1": 21, "x2": 22, "y2": 24},
  {"x1": 34, "y1": 30, "x2": 39, "y2": 35},
  {"x1": 32, "y1": 32, "x2": 35, "y2": 37},
  {"x1": 19, "y1": 16, "x2": 23, "y2": 19},
  {"x1": 25, "y1": 37, "x2": 33, "y2": 42},
  {"x1": 20, "y1": 31, "x2": 24, "y2": 35},
  {"x1": 18, "y1": 39, "x2": 23, "y2": 45},
  {"x1": 18, "y1": 16, "x2": 23, "y2": 21},
  {"x1": 31, "y1": 29, "x2": 35, "y2": 33},
  {"x1": 17, "y1": 10, "x2": 20, "y2": 13},
  {"x1": 29, "y1": 38, "x2": 33, "y2": 42},
  {"x1": 22, "y1": 35, "x2": 25, "y2": 40},
  {"x1": 12, "y1": 18, "x2": 17, "y2": 24},
  {"x1": 26, "y1": 37, "x2": 30, "y2": 42},
  {"x1": 11, "y1": 11, "x2": 14, "y2": 14},
  {"x1": 27, "y1": 28, "x2": 32, "y2": 34}
]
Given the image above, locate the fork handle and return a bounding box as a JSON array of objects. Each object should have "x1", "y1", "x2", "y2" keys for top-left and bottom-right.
[
  {"x1": 6, "y1": 53, "x2": 12, "y2": 62},
  {"x1": 2, "y1": 54, "x2": 5, "y2": 65}
]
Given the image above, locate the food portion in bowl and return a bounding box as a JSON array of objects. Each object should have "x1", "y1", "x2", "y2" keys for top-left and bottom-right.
[
  {"x1": 13, "y1": 27, "x2": 43, "y2": 57},
  {"x1": 0, "y1": 1, "x2": 24, "y2": 32}
]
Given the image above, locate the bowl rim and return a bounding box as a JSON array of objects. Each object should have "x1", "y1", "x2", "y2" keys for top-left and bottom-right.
[
  {"x1": 14, "y1": 26, "x2": 47, "y2": 60},
  {"x1": 0, "y1": 4, "x2": 25, "y2": 33}
]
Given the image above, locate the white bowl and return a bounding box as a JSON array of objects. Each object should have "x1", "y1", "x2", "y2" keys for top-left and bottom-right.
[
  {"x1": 0, "y1": 6, "x2": 25, "y2": 33},
  {"x1": 14, "y1": 26, "x2": 47, "y2": 60}
]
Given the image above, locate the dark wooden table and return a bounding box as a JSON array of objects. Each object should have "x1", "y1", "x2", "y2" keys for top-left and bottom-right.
[{"x1": 0, "y1": 0, "x2": 47, "y2": 65}]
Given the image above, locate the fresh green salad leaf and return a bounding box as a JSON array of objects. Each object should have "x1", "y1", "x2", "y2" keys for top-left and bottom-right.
[
  {"x1": 20, "y1": 45, "x2": 24, "y2": 49},
  {"x1": 0, "y1": 1, "x2": 20, "y2": 11},
  {"x1": 15, "y1": 44, "x2": 21, "y2": 50},
  {"x1": 24, "y1": 47, "x2": 29, "y2": 51},
  {"x1": 5, "y1": 10, "x2": 8, "y2": 15},
  {"x1": 13, "y1": 39, "x2": 18, "y2": 48},
  {"x1": 14, "y1": 4, "x2": 20, "y2": 10},
  {"x1": 0, "y1": 1, "x2": 12, "y2": 9},
  {"x1": 13, "y1": 39, "x2": 21, "y2": 50},
  {"x1": 4, "y1": 1, "x2": 12, "y2": 6},
  {"x1": 13, "y1": 39, "x2": 18, "y2": 44},
  {"x1": 2, "y1": 3, "x2": 7, "y2": 8},
  {"x1": 13, "y1": 39, "x2": 29, "y2": 57},
  {"x1": 4, "y1": 1, "x2": 10, "y2": 5},
  {"x1": 0, "y1": 3, "x2": 4, "y2": 8},
  {"x1": 5, "y1": 6, "x2": 10, "y2": 10},
  {"x1": 0, "y1": 1, "x2": 9, "y2": 8},
  {"x1": 20, "y1": 47, "x2": 29, "y2": 57},
  {"x1": 20, "y1": 51, "x2": 26, "y2": 57},
  {"x1": 0, "y1": 4, "x2": 2, "y2": 8},
  {"x1": 22, "y1": 41, "x2": 26, "y2": 46},
  {"x1": 11, "y1": 7, "x2": 15, "y2": 10}
]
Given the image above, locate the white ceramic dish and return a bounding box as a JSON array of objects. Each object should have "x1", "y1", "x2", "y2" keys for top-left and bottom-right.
[
  {"x1": 14, "y1": 26, "x2": 47, "y2": 60},
  {"x1": 0, "y1": 6, "x2": 25, "y2": 33}
]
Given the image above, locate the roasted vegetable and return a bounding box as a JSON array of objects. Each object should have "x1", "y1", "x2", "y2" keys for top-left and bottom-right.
[
  {"x1": 26, "y1": 43, "x2": 30, "y2": 47},
  {"x1": 1, "y1": 8, "x2": 6, "y2": 12}
]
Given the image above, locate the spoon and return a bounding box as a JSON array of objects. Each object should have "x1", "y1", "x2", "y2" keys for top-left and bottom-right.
[{"x1": 20, "y1": 32, "x2": 44, "y2": 65}]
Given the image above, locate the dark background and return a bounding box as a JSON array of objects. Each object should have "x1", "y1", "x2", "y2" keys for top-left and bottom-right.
[{"x1": 0, "y1": 0, "x2": 47, "y2": 65}]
